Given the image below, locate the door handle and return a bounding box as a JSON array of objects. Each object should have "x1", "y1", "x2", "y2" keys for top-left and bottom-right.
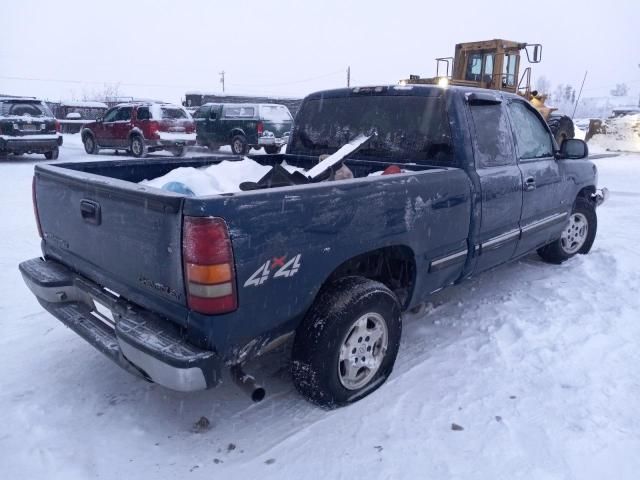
[
  {"x1": 524, "y1": 177, "x2": 536, "y2": 191},
  {"x1": 80, "y1": 199, "x2": 101, "y2": 225}
]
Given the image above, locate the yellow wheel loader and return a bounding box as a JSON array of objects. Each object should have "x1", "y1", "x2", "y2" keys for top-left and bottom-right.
[{"x1": 400, "y1": 39, "x2": 575, "y2": 144}]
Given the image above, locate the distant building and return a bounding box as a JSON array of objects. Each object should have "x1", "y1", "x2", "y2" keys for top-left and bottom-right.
[{"x1": 184, "y1": 92, "x2": 302, "y2": 116}]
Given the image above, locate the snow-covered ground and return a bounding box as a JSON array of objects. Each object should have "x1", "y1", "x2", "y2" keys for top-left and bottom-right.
[{"x1": 1, "y1": 138, "x2": 639, "y2": 479}]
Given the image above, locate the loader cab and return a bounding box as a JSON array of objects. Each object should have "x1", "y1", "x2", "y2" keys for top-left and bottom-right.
[
  {"x1": 403, "y1": 39, "x2": 541, "y2": 99},
  {"x1": 453, "y1": 40, "x2": 534, "y2": 93}
]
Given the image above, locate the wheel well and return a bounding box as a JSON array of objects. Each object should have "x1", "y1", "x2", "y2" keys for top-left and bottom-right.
[
  {"x1": 229, "y1": 129, "x2": 245, "y2": 139},
  {"x1": 577, "y1": 185, "x2": 596, "y2": 205},
  {"x1": 81, "y1": 129, "x2": 93, "y2": 141},
  {"x1": 323, "y1": 246, "x2": 416, "y2": 309}
]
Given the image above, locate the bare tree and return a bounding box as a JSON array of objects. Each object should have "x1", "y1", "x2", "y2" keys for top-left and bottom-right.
[
  {"x1": 81, "y1": 83, "x2": 122, "y2": 102},
  {"x1": 535, "y1": 76, "x2": 552, "y2": 96},
  {"x1": 610, "y1": 83, "x2": 628, "y2": 96}
]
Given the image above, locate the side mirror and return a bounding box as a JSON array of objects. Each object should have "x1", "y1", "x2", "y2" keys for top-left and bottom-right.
[
  {"x1": 558, "y1": 138, "x2": 588, "y2": 159},
  {"x1": 525, "y1": 44, "x2": 543, "y2": 63}
]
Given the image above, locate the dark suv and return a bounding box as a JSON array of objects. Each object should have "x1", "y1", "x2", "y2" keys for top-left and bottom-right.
[
  {"x1": 194, "y1": 103, "x2": 292, "y2": 154},
  {"x1": 0, "y1": 97, "x2": 62, "y2": 159},
  {"x1": 81, "y1": 102, "x2": 196, "y2": 158}
]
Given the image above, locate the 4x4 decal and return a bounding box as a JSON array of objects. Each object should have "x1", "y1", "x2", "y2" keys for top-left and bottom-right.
[{"x1": 244, "y1": 254, "x2": 302, "y2": 288}]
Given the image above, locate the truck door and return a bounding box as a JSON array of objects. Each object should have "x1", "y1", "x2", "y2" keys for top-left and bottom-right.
[
  {"x1": 467, "y1": 94, "x2": 523, "y2": 273},
  {"x1": 112, "y1": 106, "x2": 133, "y2": 148},
  {"x1": 207, "y1": 105, "x2": 222, "y2": 143},
  {"x1": 96, "y1": 107, "x2": 119, "y2": 146},
  {"x1": 507, "y1": 99, "x2": 569, "y2": 256}
]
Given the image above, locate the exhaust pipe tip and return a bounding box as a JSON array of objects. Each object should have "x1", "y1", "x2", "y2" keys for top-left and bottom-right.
[
  {"x1": 230, "y1": 365, "x2": 266, "y2": 402},
  {"x1": 251, "y1": 387, "x2": 266, "y2": 403}
]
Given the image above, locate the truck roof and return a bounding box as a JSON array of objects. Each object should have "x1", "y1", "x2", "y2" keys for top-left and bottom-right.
[{"x1": 303, "y1": 84, "x2": 522, "y2": 103}]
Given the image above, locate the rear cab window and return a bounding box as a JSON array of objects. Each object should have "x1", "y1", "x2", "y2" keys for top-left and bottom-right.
[
  {"x1": 469, "y1": 101, "x2": 515, "y2": 167},
  {"x1": 260, "y1": 105, "x2": 292, "y2": 122},
  {"x1": 148, "y1": 104, "x2": 191, "y2": 120},
  {"x1": 288, "y1": 93, "x2": 453, "y2": 164}
]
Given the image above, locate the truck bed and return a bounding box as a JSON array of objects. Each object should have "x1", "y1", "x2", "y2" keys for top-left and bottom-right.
[{"x1": 33, "y1": 153, "x2": 472, "y2": 359}]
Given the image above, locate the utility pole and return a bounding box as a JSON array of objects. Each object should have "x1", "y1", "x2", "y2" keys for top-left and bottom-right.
[
  {"x1": 219, "y1": 70, "x2": 225, "y2": 93},
  {"x1": 572, "y1": 70, "x2": 588, "y2": 119},
  {"x1": 347, "y1": 66, "x2": 351, "y2": 88}
]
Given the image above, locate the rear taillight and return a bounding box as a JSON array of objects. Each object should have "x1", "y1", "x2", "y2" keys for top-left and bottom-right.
[
  {"x1": 32, "y1": 176, "x2": 43, "y2": 238},
  {"x1": 257, "y1": 121, "x2": 264, "y2": 136},
  {"x1": 55, "y1": 120, "x2": 60, "y2": 133},
  {"x1": 183, "y1": 216, "x2": 237, "y2": 314}
]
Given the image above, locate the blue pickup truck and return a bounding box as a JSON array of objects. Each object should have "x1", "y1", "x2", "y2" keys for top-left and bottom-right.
[{"x1": 20, "y1": 85, "x2": 607, "y2": 408}]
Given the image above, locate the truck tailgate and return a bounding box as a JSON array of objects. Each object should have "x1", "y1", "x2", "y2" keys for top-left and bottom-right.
[{"x1": 34, "y1": 165, "x2": 188, "y2": 324}]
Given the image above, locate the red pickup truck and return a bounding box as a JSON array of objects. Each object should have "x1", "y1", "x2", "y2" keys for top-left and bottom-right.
[{"x1": 81, "y1": 102, "x2": 196, "y2": 157}]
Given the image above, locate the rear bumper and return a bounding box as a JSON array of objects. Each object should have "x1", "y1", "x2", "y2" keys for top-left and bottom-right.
[
  {"x1": 150, "y1": 132, "x2": 196, "y2": 148},
  {"x1": 19, "y1": 257, "x2": 221, "y2": 392},
  {"x1": 0, "y1": 134, "x2": 62, "y2": 153},
  {"x1": 258, "y1": 134, "x2": 289, "y2": 147}
]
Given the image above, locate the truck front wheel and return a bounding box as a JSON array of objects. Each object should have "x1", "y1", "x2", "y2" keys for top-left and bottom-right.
[
  {"x1": 130, "y1": 135, "x2": 148, "y2": 158},
  {"x1": 291, "y1": 277, "x2": 402, "y2": 408},
  {"x1": 538, "y1": 197, "x2": 597, "y2": 264}
]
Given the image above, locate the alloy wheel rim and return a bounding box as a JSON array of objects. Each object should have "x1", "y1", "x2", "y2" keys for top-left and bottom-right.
[
  {"x1": 132, "y1": 139, "x2": 141, "y2": 155},
  {"x1": 561, "y1": 212, "x2": 588, "y2": 254},
  {"x1": 338, "y1": 312, "x2": 388, "y2": 390}
]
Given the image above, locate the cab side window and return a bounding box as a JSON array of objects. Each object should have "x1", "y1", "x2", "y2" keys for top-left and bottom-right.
[
  {"x1": 116, "y1": 107, "x2": 132, "y2": 122},
  {"x1": 137, "y1": 107, "x2": 151, "y2": 120},
  {"x1": 508, "y1": 101, "x2": 553, "y2": 159},
  {"x1": 470, "y1": 103, "x2": 514, "y2": 167},
  {"x1": 103, "y1": 108, "x2": 119, "y2": 122}
]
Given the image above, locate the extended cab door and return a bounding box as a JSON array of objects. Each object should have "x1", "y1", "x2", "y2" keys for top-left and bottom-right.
[
  {"x1": 507, "y1": 100, "x2": 569, "y2": 256},
  {"x1": 467, "y1": 94, "x2": 523, "y2": 273}
]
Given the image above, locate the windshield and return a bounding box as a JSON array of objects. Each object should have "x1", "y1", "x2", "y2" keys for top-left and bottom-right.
[
  {"x1": 0, "y1": 101, "x2": 52, "y2": 117},
  {"x1": 288, "y1": 95, "x2": 453, "y2": 163},
  {"x1": 261, "y1": 105, "x2": 292, "y2": 122}
]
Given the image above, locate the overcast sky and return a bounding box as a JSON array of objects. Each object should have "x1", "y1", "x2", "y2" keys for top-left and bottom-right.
[{"x1": 1, "y1": 0, "x2": 638, "y2": 104}]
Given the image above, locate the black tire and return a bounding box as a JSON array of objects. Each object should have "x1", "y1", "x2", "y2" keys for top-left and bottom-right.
[
  {"x1": 252, "y1": 146, "x2": 263, "y2": 152},
  {"x1": 547, "y1": 115, "x2": 575, "y2": 146},
  {"x1": 83, "y1": 133, "x2": 99, "y2": 154},
  {"x1": 292, "y1": 276, "x2": 402, "y2": 408},
  {"x1": 44, "y1": 147, "x2": 59, "y2": 160},
  {"x1": 264, "y1": 145, "x2": 280, "y2": 154},
  {"x1": 537, "y1": 197, "x2": 597, "y2": 264},
  {"x1": 171, "y1": 145, "x2": 186, "y2": 157},
  {"x1": 230, "y1": 135, "x2": 248, "y2": 155},
  {"x1": 130, "y1": 135, "x2": 147, "y2": 158}
]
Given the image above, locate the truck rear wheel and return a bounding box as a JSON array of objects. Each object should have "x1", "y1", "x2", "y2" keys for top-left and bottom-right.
[
  {"x1": 291, "y1": 276, "x2": 402, "y2": 408},
  {"x1": 230, "y1": 135, "x2": 248, "y2": 155},
  {"x1": 537, "y1": 197, "x2": 597, "y2": 264},
  {"x1": 264, "y1": 145, "x2": 280, "y2": 154},
  {"x1": 44, "y1": 147, "x2": 59, "y2": 160}
]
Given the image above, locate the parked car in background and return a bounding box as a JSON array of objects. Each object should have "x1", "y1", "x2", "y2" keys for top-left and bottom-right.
[
  {"x1": 194, "y1": 103, "x2": 292, "y2": 154},
  {"x1": 81, "y1": 102, "x2": 196, "y2": 158},
  {"x1": 55, "y1": 101, "x2": 108, "y2": 134},
  {"x1": 0, "y1": 96, "x2": 62, "y2": 159}
]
